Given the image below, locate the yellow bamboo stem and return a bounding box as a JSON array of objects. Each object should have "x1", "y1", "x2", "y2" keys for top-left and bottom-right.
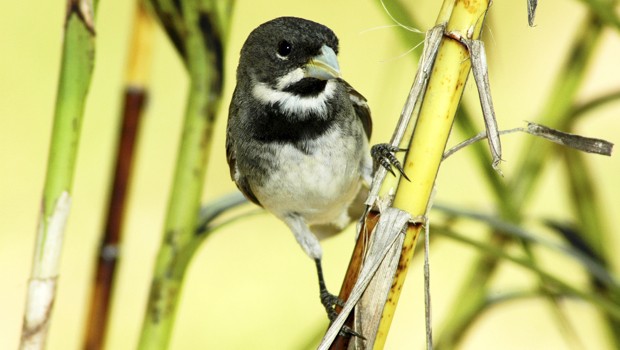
[{"x1": 372, "y1": 1, "x2": 490, "y2": 348}]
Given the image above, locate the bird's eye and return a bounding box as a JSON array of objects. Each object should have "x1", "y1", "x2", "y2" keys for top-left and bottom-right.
[{"x1": 277, "y1": 40, "x2": 292, "y2": 57}]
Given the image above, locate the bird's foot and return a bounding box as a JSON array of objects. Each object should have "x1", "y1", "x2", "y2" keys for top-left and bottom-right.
[
  {"x1": 371, "y1": 143, "x2": 410, "y2": 181},
  {"x1": 315, "y1": 258, "x2": 364, "y2": 339},
  {"x1": 320, "y1": 289, "x2": 365, "y2": 339}
]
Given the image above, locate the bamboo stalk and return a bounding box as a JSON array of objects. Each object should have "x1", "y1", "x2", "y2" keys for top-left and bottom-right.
[
  {"x1": 370, "y1": 2, "x2": 491, "y2": 348},
  {"x1": 82, "y1": 2, "x2": 154, "y2": 349},
  {"x1": 19, "y1": 1, "x2": 98, "y2": 349},
  {"x1": 326, "y1": 1, "x2": 491, "y2": 348},
  {"x1": 137, "y1": 1, "x2": 232, "y2": 348}
]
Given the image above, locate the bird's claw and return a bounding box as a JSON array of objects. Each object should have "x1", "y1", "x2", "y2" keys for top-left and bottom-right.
[
  {"x1": 320, "y1": 291, "x2": 365, "y2": 339},
  {"x1": 371, "y1": 143, "x2": 410, "y2": 181},
  {"x1": 321, "y1": 290, "x2": 345, "y2": 309}
]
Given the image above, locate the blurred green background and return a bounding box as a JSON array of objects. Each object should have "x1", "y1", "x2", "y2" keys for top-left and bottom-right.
[{"x1": 1, "y1": 0, "x2": 619, "y2": 349}]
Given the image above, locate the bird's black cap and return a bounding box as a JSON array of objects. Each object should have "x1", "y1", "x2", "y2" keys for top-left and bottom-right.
[{"x1": 237, "y1": 17, "x2": 340, "y2": 86}]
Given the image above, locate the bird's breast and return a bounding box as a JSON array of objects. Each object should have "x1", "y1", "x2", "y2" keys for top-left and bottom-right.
[{"x1": 252, "y1": 127, "x2": 367, "y2": 225}]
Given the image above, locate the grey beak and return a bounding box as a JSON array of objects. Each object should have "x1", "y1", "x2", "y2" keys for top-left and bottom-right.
[{"x1": 304, "y1": 45, "x2": 341, "y2": 80}]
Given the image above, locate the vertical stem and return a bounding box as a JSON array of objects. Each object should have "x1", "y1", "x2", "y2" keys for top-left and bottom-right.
[
  {"x1": 372, "y1": 3, "x2": 490, "y2": 349},
  {"x1": 137, "y1": 84, "x2": 210, "y2": 350},
  {"x1": 331, "y1": 213, "x2": 380, "y2": 350},
  {"x1": 20, "y1": 2, "x2": 97, "y2": 350},
  {"x1": 83, "y1": 2, "x2": 153, "y2": 349},
  {"x1": 137, "y1": 1, "x2": 231, "y2": 348},
  {"x1": 329, "y1": 2, "x2": 491, "y2": 348}
]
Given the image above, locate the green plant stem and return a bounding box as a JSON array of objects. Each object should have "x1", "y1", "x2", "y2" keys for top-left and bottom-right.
[
  {"x1": 137, "y1": 1, "x2": 231, "y2": 349},
  {"x1": 576, "y1": 0, "x2": 620, "y2": 30},
  {"x1": 19, "y1": 2, "x2": 97, "y2": 350}
]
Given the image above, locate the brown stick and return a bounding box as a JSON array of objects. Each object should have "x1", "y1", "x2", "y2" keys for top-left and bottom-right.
[
  {"x1": 83, "y1": 89, "x2": 147, "y2": 350},
  {"x1": 330, "y1": 211, "x2": 380, "y2": 350},
  {"x1": 82, "y1": 2, "x2": 153, "y2": 348}
]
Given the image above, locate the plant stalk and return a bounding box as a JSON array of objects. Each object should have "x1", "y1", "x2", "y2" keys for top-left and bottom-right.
[
  {"x1": 372, "y1": 3, "x2": 491, "y2": 347},
  {"x1": 137, "y1": 1, "x2": 231, "y2": 348},
  {"x1": 20, "y1": 2, "x2": 98, "y2": 349},
  {"x1": 82, "y1": 2, "x2": 153, "y2": 349}
]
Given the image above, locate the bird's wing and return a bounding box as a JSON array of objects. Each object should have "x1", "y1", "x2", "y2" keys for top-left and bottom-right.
[
  {"x1": 339, "y1": 78, "x2": 372, "y2": 140},
  {"x1": 226, "y1": 93, "x2": 262, "y2": 207}
]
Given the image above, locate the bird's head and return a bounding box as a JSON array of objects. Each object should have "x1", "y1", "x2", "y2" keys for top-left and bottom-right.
[{"x1": 238, "y1": 17, "x2": 342, "y2": 96}]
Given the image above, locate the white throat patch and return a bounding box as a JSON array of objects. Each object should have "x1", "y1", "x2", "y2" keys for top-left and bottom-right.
[
  {"x1": 252, "y1": 75, "x2": 336, "y2": 117},
  {"x1": 275, "y1": 68, "x2": 304, "y2": 90}
]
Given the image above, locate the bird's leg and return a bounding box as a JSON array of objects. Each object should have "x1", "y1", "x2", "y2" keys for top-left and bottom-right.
[
  {"x1": 314, "y1": 258, "x2": 364, "y2": 339},
  {"x1": 371, "y1": 143, "x2": 410, "y2": 181},
  {"x1": 316, "y1": 258, "x2": 343, "y2": 315}
]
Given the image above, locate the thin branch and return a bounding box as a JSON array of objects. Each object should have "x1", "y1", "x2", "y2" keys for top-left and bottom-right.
[{"x1": 443, "y1": 122, "x2": 613, "y2": 161}]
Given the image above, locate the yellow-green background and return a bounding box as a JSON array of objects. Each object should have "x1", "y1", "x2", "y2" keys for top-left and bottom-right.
[{"x1": 1, "y1": 0, "x2": 619, "y2": 349}]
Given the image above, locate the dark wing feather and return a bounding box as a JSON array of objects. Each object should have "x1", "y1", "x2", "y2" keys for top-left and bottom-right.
[
  {"x1": 226, "y1": 93, "x2": 262, "y2": 206},
  {"x1": 339, "y1": 78, "x2": 372, "y2": 139}
]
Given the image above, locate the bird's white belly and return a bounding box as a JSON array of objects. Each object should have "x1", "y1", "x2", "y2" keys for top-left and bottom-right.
[{"x1": 255, "y1": 131, "x2": 363, "y2": 225}]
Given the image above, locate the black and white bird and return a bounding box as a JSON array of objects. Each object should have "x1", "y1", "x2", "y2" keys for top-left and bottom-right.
[{"x1": 226, "y1": 16, "x2": 401, "y2": 331}]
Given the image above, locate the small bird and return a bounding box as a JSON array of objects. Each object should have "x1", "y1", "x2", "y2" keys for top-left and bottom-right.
[{"x1": 226, "y1": 16, "x2": 402, "y2": 333}]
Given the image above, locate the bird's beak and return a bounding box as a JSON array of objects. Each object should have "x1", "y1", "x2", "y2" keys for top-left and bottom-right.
[{"x1": 304, "y1": 45, "x2": 341, "y2": 80}]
